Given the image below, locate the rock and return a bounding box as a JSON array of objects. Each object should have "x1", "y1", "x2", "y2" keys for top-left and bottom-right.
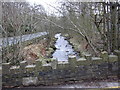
[
  {"x1": 22, "y1": 77, "x2": 38, "y2": 86},
  {"x1": 114, "y1": 50, "x2": 120, "y2": 60},
  {"x1": 92, "y1": 57, "x2": 103, "y2": 64},
  {"x1": 46, "y1": 48, "x2": 54, "y2": 57},
  {"x1": 20, "y1": 61, "x2": 27, "y2": 73},
  {"x1": 77, "y1": 58, "x2": 90, "y2": 65},
  {"x1": 25, "y1": 65, "x2": 36, "y2": 73},
  {"x1": 10, "y1": 66, "x2": 20, "y2": 74},
  {"x1": 50, "y1": 45, "x2": 56, "y2": 50},
  {"x1": 100, "y1": 51, "x2": 108, "y2": 61},
  {"x1": 84, "y1": 54, "x2": 92, "y2": 60},
  {"x1": 20, "y1": 61, "x2": 27, "y2": 67},
  {"x1": 57, "y1": 61, "x2": 69, "y2": 70},
  {"x1": 52, "y1": 37, "x2": 57, "y2": 41},
  {"x1": 35, "y1": 59, "x2": 42, "y2": 66},
  {"x1": 51, "y1": 59, "x2": 58, "y2": 69},
  {"x1": 63, "y1": 34, "x2": 69, "y2": 37},
  {"x1": 63, "y1": 34, "x2": 70, "y2": 40},
  {"x1": 49, "y1": 48, "x2": 54, "y2": 52},
  {"x1": 42, "y1": 64, "x2": 52, "y2": 71}
]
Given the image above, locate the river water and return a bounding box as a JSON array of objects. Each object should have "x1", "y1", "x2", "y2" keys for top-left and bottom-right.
[{"x1": 52, "y1": 33, "x2": 78, "y2": 61}]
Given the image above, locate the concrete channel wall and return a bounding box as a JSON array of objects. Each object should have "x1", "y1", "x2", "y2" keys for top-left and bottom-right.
[{"x1": 2, "y1": 50, "x2": 120, "y2": 87}]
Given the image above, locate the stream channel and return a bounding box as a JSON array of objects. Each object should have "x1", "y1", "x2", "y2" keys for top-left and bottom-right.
[{"x1": 52, "y1": 33, "x2": 79, "y2": 61}]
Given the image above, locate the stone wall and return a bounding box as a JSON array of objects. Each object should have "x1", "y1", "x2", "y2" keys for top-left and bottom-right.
[{"x1": 2, "y1": 50, "x2": 120, "y2": 87}]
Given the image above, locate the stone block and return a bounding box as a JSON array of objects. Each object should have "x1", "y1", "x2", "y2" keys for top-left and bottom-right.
[
  {"x1": 51, "y1": 59, "x2": 58, "y2": 69},
  {"x1": 92, "y1": 57, "x2": 103, "y2": 64},
  {"x1": 22, "y1": 77, "x2": 39, "y2": 86},
  {"x1": 57, "y1": 61, "x2": 69, "y2": 70},
  {"x1": 20, "y1": 61, "x2": 27, "y2": 68},
  {"x1": 10, "y1": 66, "x2": 20, "y2": 74},
  {"x1": 14, "y1": 78, "x2": 22, "y2": 86},
  {"x1": 68, "y1": 55, "x2": 77, "y2": 68},
  {"x1": 35, "y1": 59, "x2": 42, "y2": 70},
  {"x1": 84, "y1": 54, "x2": 92, "y2": 60},
  {"x1": 20, "y1": 61, "x2": 27, "y2": 72},
  {"x1": 2, "y1": 63, "x2": 10, "y2": 74},
  {"x1": 100, "y1": 51, "x2": 108, "y2": 61},
  {"x1": 77, "y1": 58, "x2": 91, "y2": 65},
  {"x1": 108, "y1": 55, "x2": 118, "y2": 62},
  {"x1": 7, "y1": 77, "x2": 22, "y2": 86},
  {"x1": 114, "y1": 50, "x2": 120, "y2": 60},
  {"x1": 25, "y1": 65, "x2": 36, "y2": 73},
  {"x1": 97, "y1": 63, "x2": 109, "y2": 76},
  {"x1": 42, "y1": 64, "x2": 52, "y2": 71},
  {"x1": 112, "y1": 61, "x2": 118, "y2": 72}
]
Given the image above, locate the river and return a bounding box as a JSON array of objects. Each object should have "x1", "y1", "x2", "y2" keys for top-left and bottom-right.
[{"x1": 52, "y1": 33, "x2": 79, "y2": 61}]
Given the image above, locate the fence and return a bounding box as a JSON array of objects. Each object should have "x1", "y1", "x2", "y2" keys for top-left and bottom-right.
[{"x1": 2, "y1": 50, "x2": 120, "y2": 87}]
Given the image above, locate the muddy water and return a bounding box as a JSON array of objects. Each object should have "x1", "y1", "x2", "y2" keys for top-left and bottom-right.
[{"x1": 52, "y1": 33, "x2": 78, "y2": 61}]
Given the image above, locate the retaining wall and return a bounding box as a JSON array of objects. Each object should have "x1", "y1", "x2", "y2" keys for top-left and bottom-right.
[{"x1": 2, "y1": 50, "x2": 120, "y2": 87}]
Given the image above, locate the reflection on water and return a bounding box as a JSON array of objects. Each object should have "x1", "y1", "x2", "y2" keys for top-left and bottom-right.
[{"x1": 52, "y1": 33, "x2": 78, "y2": 61}]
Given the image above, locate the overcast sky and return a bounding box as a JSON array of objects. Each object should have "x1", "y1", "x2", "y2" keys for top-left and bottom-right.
[{"x1": 26, "y1": 0, "x2": 59, "y2": 14}]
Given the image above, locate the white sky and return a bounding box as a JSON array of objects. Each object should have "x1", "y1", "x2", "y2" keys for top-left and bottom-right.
[{"x1": 26, "y1": 0, "x2": 59, "y2": 14}]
